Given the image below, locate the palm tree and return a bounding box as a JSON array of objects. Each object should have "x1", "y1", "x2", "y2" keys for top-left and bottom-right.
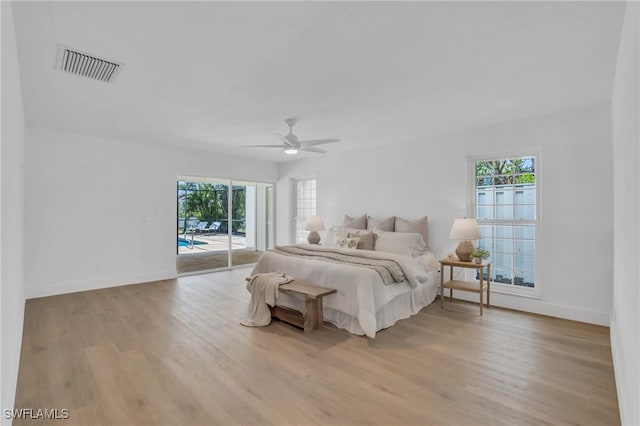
[{"x1": 177, "y1": 181, "x2": 247, "y2": 234}]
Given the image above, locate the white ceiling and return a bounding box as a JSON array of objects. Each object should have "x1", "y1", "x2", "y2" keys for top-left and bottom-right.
[{"x1": 12, "y1": 1, "x2": 625, "y2": 162}]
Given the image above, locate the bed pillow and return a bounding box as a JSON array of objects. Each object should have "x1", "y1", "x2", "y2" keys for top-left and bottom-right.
[
  {"x1": 375, "y1": 230, "x2": 426, "y2": 257},
  {"x1": 343, "y1": 214, "x2": 367, "y2": 229},
  {"x1": 336, "y1": 237, "x2": 360, "y2": 249},
  {"x1": 335, "y1": 227, "x2": 371, "y2": 238},
  {"x1": 395, "y1": 216, "x2": 428, "y2": 244},
  {"x1": 327, "y1": 227, "x2": 371, "y2": 247},
  {"x1": 366, "y1": 215, "x2": 395, "y2": 232},
  {"x1": 348, "y1": 232, "x2": 375, "y2": 251},
  {"x1": 324, "y1": 226, "x2": 339, "y2": 247}
]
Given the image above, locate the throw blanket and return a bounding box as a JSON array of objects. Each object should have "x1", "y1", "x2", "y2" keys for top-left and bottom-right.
[
  {"x1": 274, "y1": 245, "x2": 406, "y2": 285},
  {"x1": 240, "y1": 272, "x2": 294, "y2": 327}
]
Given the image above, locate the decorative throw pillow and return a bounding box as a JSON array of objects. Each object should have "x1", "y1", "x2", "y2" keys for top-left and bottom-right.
[
  {"x1": 375, "y1": 230, "x2": 426, "y2": 257},
  {"x1": 366, "y1": 215, "x2": 395, "y2": 232},
  {"x1": 343, "y1": 214, "x2": 367, "y2": 229},
  {"x1": 395, "y1": 216, "x2": 428, "y2": 245},
  {"x1": 334, "y1": 227, "x2": 370, "y2": 239},
  {"x1": 336, "y1": 237, "x2": 360, "y2": 249},
  {"x1": 325, "y1": 226, "x2": 350, "y2": 247},
  {"x1": 348, "y1": 232, "x2": 375, "y2": 251}
]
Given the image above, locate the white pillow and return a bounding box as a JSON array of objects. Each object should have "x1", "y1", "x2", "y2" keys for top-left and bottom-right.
[
  {"x1": 374, "y1": 230, "x2": 426, "y2": 257},
  {"x1": 325, "y1": 226, "x2": 339, "y2": 247}
]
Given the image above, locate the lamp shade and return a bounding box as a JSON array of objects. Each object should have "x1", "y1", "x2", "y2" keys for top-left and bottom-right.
[
  {"x1": 304, "y1": 215, "x2": 325, "y2": 232},
  {"x1": 449, "y1": 218, "x2": 481, "y2": 240}
]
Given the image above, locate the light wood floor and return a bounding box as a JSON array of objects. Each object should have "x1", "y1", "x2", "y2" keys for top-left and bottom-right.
[{"x1": 14, "y1": 268, "x2": 620, "y2": 425}]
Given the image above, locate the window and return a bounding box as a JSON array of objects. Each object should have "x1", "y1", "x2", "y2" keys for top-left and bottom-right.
[
  {"x1": 293, "y1": 179, "x2": 316, "y2": 244},
  {"x1": 472, "y1": 156, "x2": 537, "y2": 292}
]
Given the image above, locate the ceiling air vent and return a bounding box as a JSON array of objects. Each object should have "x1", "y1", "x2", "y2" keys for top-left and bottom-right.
[{"x1": 56, "y1": 45, "x2": 123, "y2": 83}]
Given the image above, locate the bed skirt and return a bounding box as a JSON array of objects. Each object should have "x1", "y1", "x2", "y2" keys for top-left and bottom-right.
[{"x1": 275, "y1": 271, "x2": 439, "y2": 337}]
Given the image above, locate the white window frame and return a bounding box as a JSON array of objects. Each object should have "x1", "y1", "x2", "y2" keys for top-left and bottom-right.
[
  {"x1": 468, "y1": 151, "x2": 541, "y2": 298},
  {"x1": 291, "y1": 178, "x2": 317, "y2": 244}
]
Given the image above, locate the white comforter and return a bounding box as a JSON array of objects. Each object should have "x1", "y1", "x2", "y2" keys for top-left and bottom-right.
[{"x1": 250, "y1": 245, "x2": 439, "y2": 338}]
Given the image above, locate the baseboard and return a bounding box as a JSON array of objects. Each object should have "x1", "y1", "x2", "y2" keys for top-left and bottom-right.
[
  {"x1": 25, "y1": 270, "x2": 178, "y2": 299},
  {"x1": 610, "y1": 316, "x2": 637, "y2": 426},
  {"x1": 610, "y1": 318, "x2": 624, "y2": 424},
  {"x1": 452, "y1": 291, "x2": 610, "y2": 326}
]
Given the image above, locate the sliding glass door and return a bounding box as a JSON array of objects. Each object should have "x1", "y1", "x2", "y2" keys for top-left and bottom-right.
[{"x1": 176, "y1": 177, "x2": 273, "y2": 273}]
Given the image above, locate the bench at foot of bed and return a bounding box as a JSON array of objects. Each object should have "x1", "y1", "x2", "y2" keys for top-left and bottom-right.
[
  {"x1": 274, "y1": 281, "x2": 337, "y2": 333},
  {"x1": 246, "y1": 278, "x2": 337, "y2": 333}
]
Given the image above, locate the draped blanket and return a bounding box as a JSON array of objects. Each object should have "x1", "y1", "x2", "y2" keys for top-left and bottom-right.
[
  {"x1": 240, "y1": 272, "x2": 294, "y2": 327},
  {"x1": 274, "y1": 245, "x2": 406, "y2": 285}
]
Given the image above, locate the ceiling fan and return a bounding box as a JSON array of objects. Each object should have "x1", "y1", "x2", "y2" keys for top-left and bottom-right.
[{"x1": 242, "y1": 118, "x2": 340, "y2": 155}]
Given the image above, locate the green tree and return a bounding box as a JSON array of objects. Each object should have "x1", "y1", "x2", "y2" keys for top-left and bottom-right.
[
  {"x1": 177, "y1": 181, "x2": 247, "y2": 233},
  {"x1": 475, "y1": 158, "x2": 535, "y2": 186}
]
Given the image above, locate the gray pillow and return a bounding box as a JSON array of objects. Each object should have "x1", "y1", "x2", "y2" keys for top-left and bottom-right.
[
  {"x1": 348, "y1": 232, "x2": 375, "y2": 251},
  {"x1": 395, "y1": 216, "x2": 428, "y2": 244},
  {"x1": 367, "y1": 215, "x2": 395, "y2": 232},
  {"x1": 343, "y1": 214, "x2": 367, "y2": 229}
]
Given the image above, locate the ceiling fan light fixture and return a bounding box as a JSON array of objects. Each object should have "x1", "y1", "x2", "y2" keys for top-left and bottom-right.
[{"x1": 241, "y1": 118, "x2": 340, "y2": 155}]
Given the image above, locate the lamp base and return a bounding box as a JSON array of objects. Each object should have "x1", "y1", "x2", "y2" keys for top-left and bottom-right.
[
  {"x1": 455, "y1": 240, "x2": 475, "y2": 262},
  {"x1": 307, "y1": 230, "x2": 321, "y2": 245}
]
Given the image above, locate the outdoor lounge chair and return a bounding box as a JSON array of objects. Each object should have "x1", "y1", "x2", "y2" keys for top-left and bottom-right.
[
  {"x1": 203, "y1": 222, "x2": 222, "y2": 234},
  {"x1": 189, "y1": 221, "x2": 208, "y2": 233}
]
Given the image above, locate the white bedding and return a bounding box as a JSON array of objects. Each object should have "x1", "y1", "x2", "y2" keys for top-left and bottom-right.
[{"x1": 250, "y1": 245, "x2": 439, "y2": 338}]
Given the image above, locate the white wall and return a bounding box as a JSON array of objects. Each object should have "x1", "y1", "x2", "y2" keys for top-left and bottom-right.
[
  {"x1": 24, "y1": 127, "x2": 277, "y2": 298},
  {"x1": 277, "y1": 104, "x2": 613, "y2": 326},
  {"x1": 611, "y1": 2, "x2": 639, "y2": 425},
  {"x1": 1, "y1": 2, "x2": 26, "y2": 423}
]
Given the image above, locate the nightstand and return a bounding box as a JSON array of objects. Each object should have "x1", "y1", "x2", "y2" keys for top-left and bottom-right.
[{"x1": 439, "y1": 259, "x2": 492, "y2": 315}]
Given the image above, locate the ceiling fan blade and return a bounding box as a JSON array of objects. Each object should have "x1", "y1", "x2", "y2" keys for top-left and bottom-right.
[
  {"x1": 241, "y1": 144, "x2": 286, "y2": 148},
  {"x1": 298, "y1": 138, "x2": 340, "y2": 147},
  {"x1": 299, "y1": 146, "x2": 327, "y2": 154},
  {"x1": 274, "y1": 134, "x2": 294, "y2": 146}
]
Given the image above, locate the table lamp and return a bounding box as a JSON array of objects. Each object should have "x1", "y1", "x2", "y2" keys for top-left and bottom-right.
[
  {"x1": 449, "y1": 218, "x2": 481, "y2": 262},
  {"x1": 305, "y1": 215, "x2": 325, "y2": 245}
]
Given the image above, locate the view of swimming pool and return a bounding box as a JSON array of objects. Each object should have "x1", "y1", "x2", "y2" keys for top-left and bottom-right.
[{"x1": 177, "y1": 238, "x2": 207, "y2": 248}]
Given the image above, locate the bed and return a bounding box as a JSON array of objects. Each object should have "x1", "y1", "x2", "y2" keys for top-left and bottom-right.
[{"x1": 250, "y1": 215, "x2": 439, "y2": 338}]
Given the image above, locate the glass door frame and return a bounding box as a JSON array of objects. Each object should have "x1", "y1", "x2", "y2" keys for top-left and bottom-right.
[{"x1": 177, "y1": 175, "x2": 274, "y2": 272}]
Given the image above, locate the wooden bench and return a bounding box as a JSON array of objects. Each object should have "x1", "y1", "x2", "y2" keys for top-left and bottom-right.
[{"x1": 246, "y1": 278, "x2": 337, "y2": 333}]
